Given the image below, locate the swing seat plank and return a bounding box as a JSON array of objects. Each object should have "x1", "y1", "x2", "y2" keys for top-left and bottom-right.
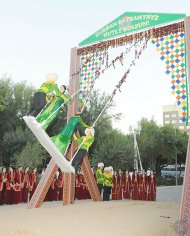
[{"x1": 23, "y1": 116, "x2": 75, "y2": 174}]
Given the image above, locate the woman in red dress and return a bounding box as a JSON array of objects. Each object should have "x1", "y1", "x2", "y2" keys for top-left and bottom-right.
[
  {"x1": 131, "y1": 170, "x2": 139, "y2": 200},
  {"x1": 139, "y1": 170, "x2": 147, "y2": 200},
  {"x1": 112, "y1": 170, "x2": 122, "y2": 200},
  {"x1": 83, "y1": 178, "x2": 91, "y2": 200},
  {"x1": 147, "y1": 170, "x2": 156, "y2": 201},
  {"x1": 0, "y1": 167, "x2": 7, "y2": 205},
  {"x1": 46, "y1": 177, "x2": 58, "y2": 201},
  {"x1": 117, "y1": 169, "x2": 123, "y2": 200},
  {"x1": 77, "y1": 170, "x2": 85, "y2": 200},
  {"x1": 57, "y1": 170, "x2": 64, "y2": 201},
  {"x1": 13, "y1": 166, "x2": 23, "y2": 204},
  {"x1": 122, "y1": 170, "x2": 131, "y2": 200},
  {"x1": 5, "y1": 167, "x2": 14, "y2": 205},
  {"x1": 112, "y1": 171, "x2": 117, "y2": 200},
  {"x1": 29, "y1": 168, "x2": 37, "y2": 200},
  {"x1": 22, "y1": 166, "x2": 30, "y2": 203}
]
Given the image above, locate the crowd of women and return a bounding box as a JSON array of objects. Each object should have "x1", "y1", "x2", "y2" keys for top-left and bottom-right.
[
  {"x1": 96, "y1": 163, "x2": 156, "y2": 202},
  {"x1": 0, "y1": 163, "x2": 156, "y2": 205}
]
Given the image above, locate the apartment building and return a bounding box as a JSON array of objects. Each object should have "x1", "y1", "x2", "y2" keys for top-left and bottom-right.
[{"x1": 163, "y1": 105, "x2": 190, "y2": 133}]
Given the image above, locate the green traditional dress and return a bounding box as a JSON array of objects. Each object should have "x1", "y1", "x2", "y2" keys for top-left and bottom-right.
[
  {"x1": 51, "y1": 116, "x2": 89, "y2": 154},
  {"x1": 71, "y1": 133, "x2": 94, "y2": 173},
  {"x1": 103, "y1": 172, "x2": 113, "y2": 201},
  {"x1": 96, "y1": 169, "x2": 104, "y2": 186},
  {"x1": 36, "y1": 95, "x2": 69, "y2": 130},
  {"x1": 29, "y1": 81, "x2": 68, "y2": 117},
  {"x1": 73, "y1": 133, "x2": 94, "y2": 152},
  {"x1": 96, "y1": 168, "x2": 104, "y2": 194},
  {"x1": 37, "y1": 81, "x2": 68, "y2": 101}
]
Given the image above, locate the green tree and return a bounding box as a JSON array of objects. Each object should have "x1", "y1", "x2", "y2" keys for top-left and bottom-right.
[
  {"x1": 13, "y1": 141, "x2": 47, "y2": 169},
  {"x1": 91, "y1": 129, "x2": 134, "y2": 170},
  {"x1": 0, "y1": 76, "x2": 34, "y2": 165},
  {"x1": 2, "y1": 127, "x2": 35, "y2": 166},
  {"x1": 138, "y1": 118, "x2": 188, "y2": 176},
  {"x1": 138, "y1": 118, "x2": 161, "y2": 171}
]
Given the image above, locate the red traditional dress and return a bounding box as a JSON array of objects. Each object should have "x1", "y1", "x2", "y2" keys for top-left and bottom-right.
[
  {"x1": 112, "y1": 174, "x2": 117, "y2": 200},
  {"x1": 29, "y1": 171, "x2": 37, "y2": 200},
  {"x1": 117, "y1": 173, "x2": 123, "y2": 200},
  {"x1": 77, "y1": 173, "x2": 85, "y2": 200},
  {"x1": 147, "y1": 175, "x2": 156, "y2": 201},
  {"x1": 75, "y1": 173, "x2": 80, "y2": 199},
  {"x1": 112, "y1": 174, "x2": 122, "y2": 200},
  {"x1": 13, "y1": 170, "x2": 23, "y2": 204},
  {"x1": 22, "y1": 170, "x2": 30, "y2": 203},
  {"x1": 0, "y1": 172, "x2": 7, "y2": 205},
  {"x1": 46, "y1": 178, "x2": 58, "y2": 201},
  {"x1": 122, "y1": 173, "x2": 131, "y2": 199},
  {"x1": 57, "y1": 172, "x2": 64, "y2": 201},
  {"x1": 83, "y1": 178, "x2": 91, "y2": 200},
  {"x1": 131, "y1": 173, "x2": 139, "y2": 200},
  {"x1": 139, "y1": 174, "x2": 147, "y2": 200},
  {"x1": 5, "y1": 170, "x2": 14, "y2": 205}
]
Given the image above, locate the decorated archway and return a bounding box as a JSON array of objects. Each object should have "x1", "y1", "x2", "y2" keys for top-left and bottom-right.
[{"x1": 28, "y1": 12, "x2": 190, "y2": 233}]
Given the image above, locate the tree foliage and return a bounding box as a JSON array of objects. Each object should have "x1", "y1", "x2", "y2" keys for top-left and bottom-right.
[
  {"x1": 0, "y1": 76, "x2": 47, "y2": 168},
  {"x1": 13, "y1": 141, "x2": 47, "y2": 169},
  {"x1": 138, "y1": 118, "x2": 188, "y2": 175}
]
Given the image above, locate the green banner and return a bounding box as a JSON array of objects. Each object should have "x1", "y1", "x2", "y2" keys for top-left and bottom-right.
[{"x1": 79, "y1": 12, "x2": 186, "y2": 47}]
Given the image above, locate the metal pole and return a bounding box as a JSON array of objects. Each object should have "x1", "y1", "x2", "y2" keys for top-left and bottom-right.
[
  {"x1": 134, "y1": 131, "x2": 138, "y2": 171},
  {"x1": 136, "y1": 141, "x2": 143, "y2": 171}
]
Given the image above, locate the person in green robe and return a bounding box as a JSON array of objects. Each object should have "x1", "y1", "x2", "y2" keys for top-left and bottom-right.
[
  {"x1": 96, "y1": 162, "x2": 104, "y2": 195},
  {"x1": 36, "y1": 85, "x2": 69, "y2": 130},
  {"x1": 71, "y1": 127, "x2": 95, "y2": 173},
  {"x1": 28, "y1": 74, "x2": 68, "y2": 117},
  {"x1": 51, "y1": 114, "x2": 90, "y2": 156}
]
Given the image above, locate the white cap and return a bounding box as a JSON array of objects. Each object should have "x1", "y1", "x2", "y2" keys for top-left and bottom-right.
[
  {"x1": 104, "y1": 167, "x2": 108, "y2": 171},
  {"x1": 98, "y1": 162, "x2": 104, "y2": 168},
  {"x1": 46, "y1": 73, "x2": 58, "y2": 82},
  {"x1": 146, "y1": 169, "x2": 151, "y2": 176},
  {"x1": 85, "y1": 127, "x2": 95, "y2": 137},
  {"x1": 107, "y1": 166, "x2": 113, "y2": 175}
]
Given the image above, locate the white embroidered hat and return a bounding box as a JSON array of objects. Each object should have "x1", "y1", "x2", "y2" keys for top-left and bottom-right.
[
  {"x1": 85, "y1": 127, "x2": 95, "y2": 137},
  {"x1": 46, "y1": 73, "x2": 58, "y2": 82},
  {"x1": 98, "y1": 162, "x2": 104, "y2": 168}
]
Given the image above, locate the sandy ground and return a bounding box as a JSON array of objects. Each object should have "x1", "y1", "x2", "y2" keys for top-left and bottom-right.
[{"x1": 0, "y1": 197, "x2": 180, "y2": 236}]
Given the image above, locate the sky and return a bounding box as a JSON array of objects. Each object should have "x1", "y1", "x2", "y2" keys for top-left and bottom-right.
[{"x1": 0, "y1": 0, "x2": 190, "y2": 133}]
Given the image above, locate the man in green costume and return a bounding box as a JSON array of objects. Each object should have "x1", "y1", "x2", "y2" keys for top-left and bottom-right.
[
  {"x1": 36, "y1": 85, "x2": 69, "y2": 130},
  {"x1": 96, "y1": 162, "x2": 104, "y2": 194},
  {"x1": 51, "y1": 114, "x2": 90, "y2": 155},
  {"x1": 71, "y1": 127, "x2": 95, "y2": 173},
  {"x1": 28, "y1": 74, "x2": 68, "y2": 117}
]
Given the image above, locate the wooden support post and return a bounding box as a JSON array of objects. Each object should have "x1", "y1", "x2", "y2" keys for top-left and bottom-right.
[
  {"x1": 81, "y1": 156, "x2": 101, "y2": 201},
  {"x1": 63, "y1": 173, "x2": 75, "y2": 205},
  {"x1": 63, "y1": 47, "x2": 80, "y2": 205},
  {"x1": 28, "y1": 159, "x2": 58, "y2": 208},
  {"x1": 178, "y1": 16, "x2": 190, "y2": 235}
]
